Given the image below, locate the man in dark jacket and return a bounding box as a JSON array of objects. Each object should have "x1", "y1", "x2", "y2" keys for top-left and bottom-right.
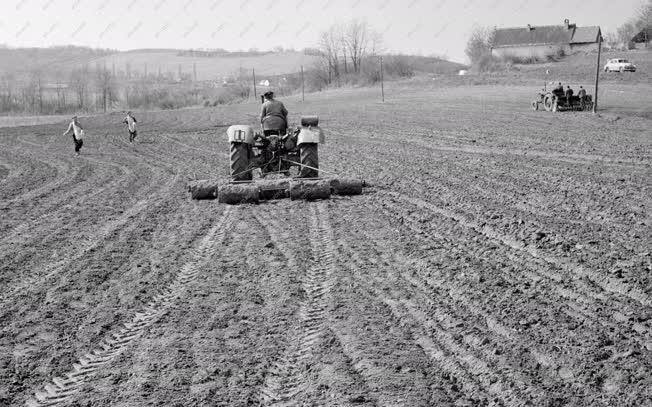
[
  {"x1": 260, "y1": 91, "x2": 288, "y2": 136},
  {"x1": 565, "y1": 86, "x2": 574, "y2": 107}
]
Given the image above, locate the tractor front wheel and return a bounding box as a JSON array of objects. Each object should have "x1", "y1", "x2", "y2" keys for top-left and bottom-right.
[
  {"x1": 230, "y1": 142, "x2": 252, "y2": 181},
  {"x1": 299, "y1": 143, "x2": 319, "y2": 178}
]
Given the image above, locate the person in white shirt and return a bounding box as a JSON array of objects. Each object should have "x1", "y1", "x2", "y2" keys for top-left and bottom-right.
[
  {"x1": 123, "y1": 111, "x2": 137, "y2": 142},
  {"x1": 63, "y1": 116, "x2": 84, "y2": 155}
]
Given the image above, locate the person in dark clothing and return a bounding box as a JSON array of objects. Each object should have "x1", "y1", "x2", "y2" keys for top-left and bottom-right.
[
  {"x1": 553, "y1": 82, "x2": 564, "y2": 97},
  {"x1": 565, "y1": 86, "x2": 574, "y2": 107},
  {"x1": 260, "y1": 91, "x2": 288, "y2": 137},
  {"x1": 63, "y1": 116, "x2": 84, "y2": 155}
]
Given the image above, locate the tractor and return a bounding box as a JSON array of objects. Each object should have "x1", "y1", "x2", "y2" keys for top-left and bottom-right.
[
  {"x1": 187, "y1": 114, "x2": 366, "y2": 203},
  {"x1": 532, "y1": 90, "x2": 593, "y2": 112},
  {"x1": 227, "y1": 115, "x2": 324, "y2": 181}
]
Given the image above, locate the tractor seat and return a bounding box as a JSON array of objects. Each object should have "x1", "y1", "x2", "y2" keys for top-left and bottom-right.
[{"x1": 262, "y1": 115, "x2": 287, "y2": 133}]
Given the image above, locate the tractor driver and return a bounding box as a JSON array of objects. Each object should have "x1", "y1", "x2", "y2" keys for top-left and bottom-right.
[{"x1": 260, "y1": 91, "x2": 288, "y2": 137}]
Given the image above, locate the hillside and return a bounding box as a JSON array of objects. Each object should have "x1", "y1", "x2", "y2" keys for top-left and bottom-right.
[
  {"x1": 93, "y1": 50, "x2": 320, "y2": 80},
  {"x1": 0, "y1": 46, "x2": 114, "y2": 76},
  {"x1": 0, "y1": 46, "x2": 464, "y2": 81}
]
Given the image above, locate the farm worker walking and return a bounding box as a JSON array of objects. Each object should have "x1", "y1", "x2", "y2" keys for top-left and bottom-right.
[
  {"x1": 578, "y1": 86, "x2": 587, "y2": 109},
  {"x1": 63, "y1": 116, "x2": 84, "y2": 156},
  {"x1": 260, "y1": 91, "x2": 288, "y2": 136},
  {"x1": 565, "y1": 86, "x2": 574, "y2": 107},
  {"x1": 123, "y1": 111, "x2": 138, "y2": 142}
]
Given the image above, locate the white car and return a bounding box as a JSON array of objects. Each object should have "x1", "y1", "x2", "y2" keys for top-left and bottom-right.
[{"x1": 604, "y1": 58, "x2": 637, "y2": 72}]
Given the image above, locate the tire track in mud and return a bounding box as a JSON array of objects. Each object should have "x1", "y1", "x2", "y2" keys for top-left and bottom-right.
[
  {"x1": 0, "y1": 155, "x2": 134, "y2": 243},
  {"x1": 377, "y1": 196, "x2": 652, "y2": 345},
  {"x1": 352, "y1": 198, "x2": 651, "y2": 404},
  {"x1": 0, "y1": 134, "x2": 187, "y2": 297},
  {"x1": 333, "y1": 227, "x2": 545, "y2": 406},
  {"x1": 258, "y1": 203, "x2": 337, "y2": 406},
  {"x1": 25, "y1": 207, "x2": 233, "y2": 407},
  {"x1": 0, "y1": 138, "x2": 80, "y2": 206},
  {"x1": 386, "y1": 191, "x2": 652, "y2": 308},
  {"x1": 0, "y1": 170, "x2": 181, "y2": 308}
]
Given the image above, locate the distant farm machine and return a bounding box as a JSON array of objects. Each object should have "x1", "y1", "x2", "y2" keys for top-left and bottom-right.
[
  {"x1": 189, "y1": 115, "x2": 366, "y2": 203},
  {"x1": 532, "y1": 88, "x2": 593, "y2": 112}
]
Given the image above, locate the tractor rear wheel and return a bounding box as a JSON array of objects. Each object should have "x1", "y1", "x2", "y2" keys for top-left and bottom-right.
[
  {"x1": 299, "y1": 143, "x2": 319, "y2": 178},
  {"x1": 230, "y1": 142, "x2": 252, "y2": 181},
  {"x1": 543, "y1": 95, "x2": 554, "y2": 111}
]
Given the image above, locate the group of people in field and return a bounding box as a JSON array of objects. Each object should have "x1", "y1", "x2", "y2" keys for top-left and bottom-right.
[
  {"x1": 62, "y1": 111, "x2": 137, "y2": 155},
  {"x1": 552, "y1": 82, "x2": 588, "y2": 108}
]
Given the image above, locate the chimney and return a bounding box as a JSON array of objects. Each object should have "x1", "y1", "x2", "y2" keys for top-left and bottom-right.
[{"x1": 564, "y1": 19, "x2": 570, "y2": 29}]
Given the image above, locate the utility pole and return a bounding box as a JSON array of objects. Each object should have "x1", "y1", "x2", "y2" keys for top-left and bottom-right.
[
  {"x1": 301, "y1": 65, "x2": 305, "y2": 102},
  {"x1": 193, "y1": 62, "x2": 197, "y2": 82},
  {"x1": 380, "y1": 56, "x2": 384, "y2": 103},
  {"x1": 252, "y1": 68, "x2": 257, "y2": 99},
  {"x1": 593, "y1": 32, "x2": 602, "y2": 114}
]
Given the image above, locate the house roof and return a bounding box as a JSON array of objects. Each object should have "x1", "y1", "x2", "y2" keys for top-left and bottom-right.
[
  {"x1": 493, "y1": 23, "x2": 601, "y2": 48},
  {"x1": 571, "y1": 26, "x2": 601, "y2": 44},
  {"x1": 632, "y1": 28, "x2": 652, "y2": 43}
]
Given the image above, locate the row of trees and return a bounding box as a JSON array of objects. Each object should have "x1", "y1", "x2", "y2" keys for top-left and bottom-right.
[
  {"x1": 312, "y1": 20, "x2": 388, "y2": 88},
  {"x1": 0, "y1": 67, "x2": 118, "y2": 114},
  {"x1": 0, "y1": 65, "x2": 204, "y2": 114}
]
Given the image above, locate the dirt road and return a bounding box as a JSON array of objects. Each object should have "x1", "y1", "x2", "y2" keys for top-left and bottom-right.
[{"x1": 0, "y1": 84, "x2": 650, "y2": 406}]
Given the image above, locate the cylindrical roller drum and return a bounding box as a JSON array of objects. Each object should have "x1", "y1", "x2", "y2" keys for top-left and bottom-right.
[
  {"x1": 218, "y1": 184, "x2": 260, "y2": 204},
  {"x1": 329, "y1": 178, "x2": 364, "y2": 196},
  {"x1": 188, "y1": 180, "x2": 218, "y2": 200},
  {"x1": 289, "y1": 179, "x2": 331, "y2": 200},
  {"x1": 300, "y1": 115, "x2": 319, "y2": 127},
  {"x1": 258, "y1": 179, "x2": 291, "y2": 200}
]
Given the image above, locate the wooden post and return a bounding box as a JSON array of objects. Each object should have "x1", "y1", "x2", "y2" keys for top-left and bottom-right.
[
  {"x1": 252, "y1": 68, "x2": 257, "y2": 99},
  {"x1": 380, "y1": 56, "x2": 385, "y2": 103},
  {"x1": 593, "y1": 33, "x2": 602, "y2": 114},
  {"x1": 301, "y1": 65, "x2": 305, "y2": 102}
]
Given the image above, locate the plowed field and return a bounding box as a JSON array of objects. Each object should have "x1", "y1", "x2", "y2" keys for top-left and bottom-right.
[{"x1": 1, "y1": 84, "x2": 651, "y2": 407}]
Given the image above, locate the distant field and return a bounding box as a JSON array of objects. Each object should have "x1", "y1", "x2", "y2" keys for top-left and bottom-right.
[{"x1": 92, "y1": 50, "x2": 320, "y2": 80}]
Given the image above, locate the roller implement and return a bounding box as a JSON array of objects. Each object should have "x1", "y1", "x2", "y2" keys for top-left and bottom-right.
[{"x1": 188, "y1": 115, "x2": 366, "y2": 204}]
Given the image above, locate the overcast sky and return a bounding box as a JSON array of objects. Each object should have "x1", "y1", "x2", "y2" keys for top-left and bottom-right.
[{"x1": 0, "y1": 0, "x2": 642, "y2": 63}]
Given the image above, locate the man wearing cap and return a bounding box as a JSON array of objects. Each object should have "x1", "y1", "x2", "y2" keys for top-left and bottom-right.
[
  {"x1": 260, "y1": 91, "x2": 288, "y2": 136},
  {"x1": 63, "y1": 116, "x2": 84, "y2": 155},
  {"x1": 123, "y1": 111, "x2": 138, "y2": 142}
]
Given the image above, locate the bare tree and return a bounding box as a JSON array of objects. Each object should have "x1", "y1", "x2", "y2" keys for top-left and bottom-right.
[
  {"x1": 616, "y1": 21, "x2": 637, "y2": 49},
  {"x1": 603, "y1": 32, "x2": 619, "y2": 50},
  {"x1": 318, "y1": 25, "x2": 342, "y2": 83},
  {"x1": 635, "y1": 0, "x2": 652, "y2": 30},
  {"x1": 465, "y1": 25, "x2": 496, "y2": 65},
  {"x1": 70, "y1": 66, "x2": 89, "y2": 109},
  {"x1": 343, "y1": 20, "x2": 370, "y2": 73},
  {"x1": 96, "y1": 67, "x2": 115, "y2": 112}
]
